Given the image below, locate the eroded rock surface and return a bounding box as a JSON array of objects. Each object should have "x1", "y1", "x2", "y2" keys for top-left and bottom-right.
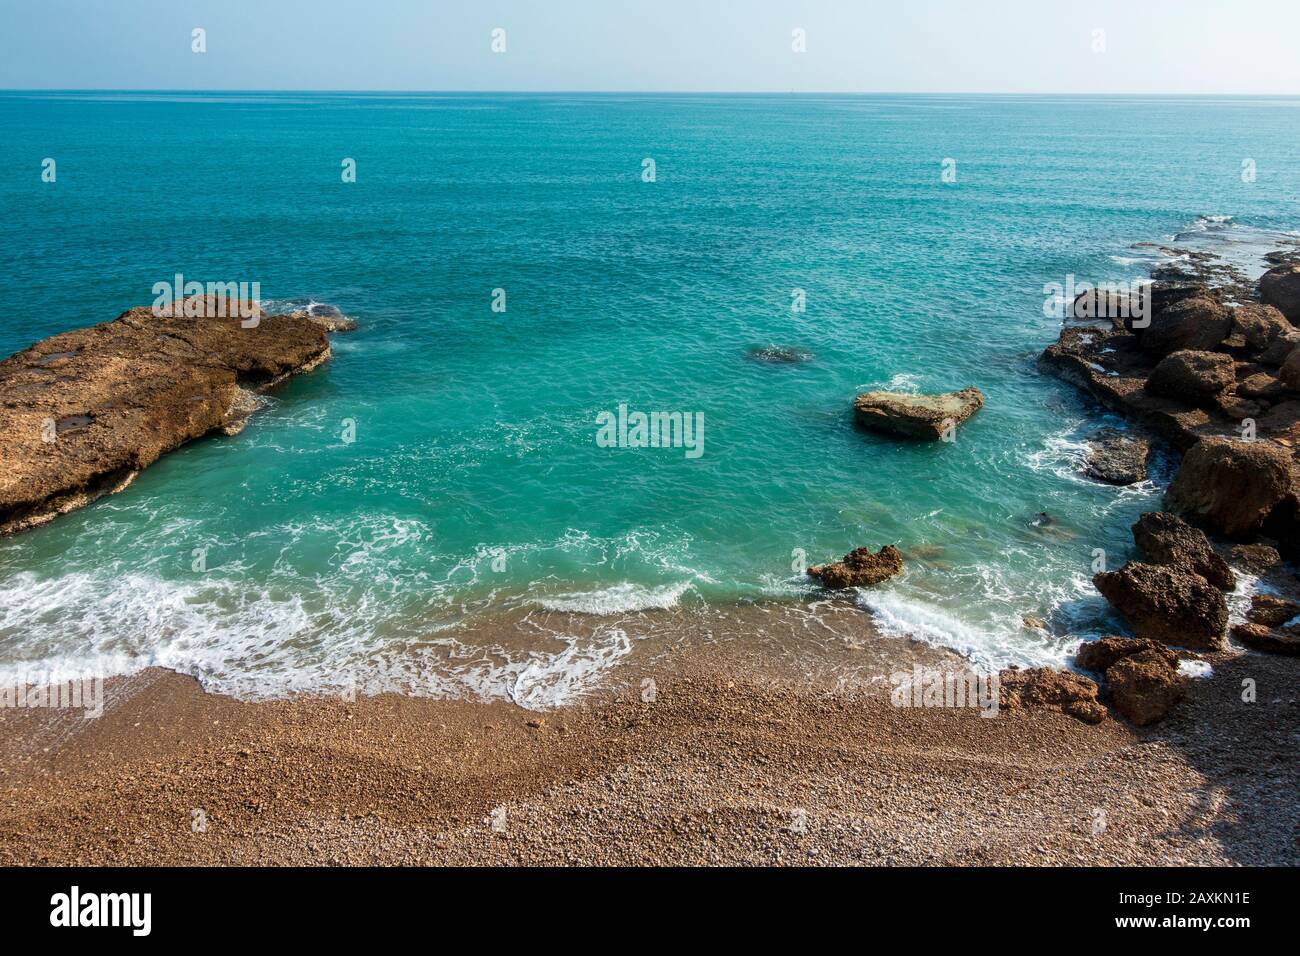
[
  {"x1": 807, "y1": 545, "x2": 904, "y2": 589},
  {"x1": 1082, "y1": 428, "x2": 1149, "y2": 485},
  {"x1": 1092, "y1": 561, "x2": 1227, "y2": 651},
  {"x1": 1166, "y1": 437, "x2": 1293, "y2": 539},
  {"x1": 853, "y1": 388, "x2": 984, "y2": 440},
  {"x1": 1131, "y1": 511, "x2": 1235, "y2": 590},
  {"x1": 0, "y1": 299, "x2": 333, "y2": 535}
]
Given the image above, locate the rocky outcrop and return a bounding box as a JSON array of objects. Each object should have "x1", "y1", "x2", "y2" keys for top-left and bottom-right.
[
  {"x1": 997, "y1": 667, "x2": 1107, "y2": 724},
  {"x1": 1166, "y1": 437, "x2": 1292, "y2": 538},
  {"x1": 1131, "y1": 511, "x2": 1235, "y2": 590},
  {"x1": 1259, "y1": 262, "x2": 1300, "y2": 322},
  {"x1": 1092, "y1": 562, "x2": 1227, "y2": 650},
  {"x1": 1145, "y1": 350, "x2": 1235, "y2": 399},
  {"x1": 1082, "y1": 428, "x2": 1149, "y2": 485},
  {"x1": 853, "y1": 388, "x2": 984, "y2": 440},
  {"x1": 1231, "y1": 622, "x2": 1300, "y2": 655},
  {"x1": 1073, "y1": 636, "x2": 1183, "y2": 726},
  {"x1": 1233, "y1": 303, "x2": 1295, "y2": 364},
  {"x1": 0, "y1": 297, "x2": 334, "y2": 535},
  {"x1": 1229, "y1": 542, "x2": 1282, "y2": 572},
  {"x1": 807, "y1": 545, "x2": 904, "y2": 589}
]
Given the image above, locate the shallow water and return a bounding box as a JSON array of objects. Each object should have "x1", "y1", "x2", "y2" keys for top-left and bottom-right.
[{"x1": 1, "y1": 92, "x2": 1297, "y2": 701}]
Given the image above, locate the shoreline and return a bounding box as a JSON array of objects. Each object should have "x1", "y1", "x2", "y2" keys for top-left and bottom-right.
[{"x1": 1, "y1": 640, "x2": 1294, "y2": 865}]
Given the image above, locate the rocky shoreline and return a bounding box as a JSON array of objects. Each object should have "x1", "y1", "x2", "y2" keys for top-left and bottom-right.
[
  {"x1": 1033, "y1": 246, "x2": 1300, "y2": 724},
  {"x1": 0, "y1": 295, "x2": 351, "y2": 536}
]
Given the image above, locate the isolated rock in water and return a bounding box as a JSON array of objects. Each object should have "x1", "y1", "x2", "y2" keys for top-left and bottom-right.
[
  {"x1": 1082, "y1": 428, "x2": 1149, "y2": 485},
  {"x1": 1074, "y1": 635, "x2": 1178, "y2": 674},
  {"x1": 1022, "y1": 615, "x2": 1047, "y2": 630},
  {"x1": 746, "y1": 344, "x2": 813, "y2": 364},
  {"x1": 997, "y1": 668, "x2": 1106, "y2": 724},
  {"x1": 1146, "y1": 350, "x2": 1235, "y2": 398},
  {"x1": 1092, "y1": 561, "x2": 1228, "y2": 651},
  {"x1": 807, "y1": 545, "x2": 903, "y2": 589},
  {"x1": 1135, "y1": 295, "x2": 1232, "y2": 357},
  {"x1": 0, "y1": 299, "x2": 331, "y2": 536},
  {"x1": 1131, "y1": 511, "x2": 1235, "y2": 590},
  {"x1": 1166, "y1": 437, "x2": 1292, "y2": 538},
  {"x1": 281, "y1": 303, "x2": 358, "y2": 333},
  {"x1": 1259, "y1": 263, "x2": 1300, "y2": 322},
  {"x1": 1106, "y1": 649, "x2": 1185, "y2": 726},
  {"x1": 853, "y1": 387, "x2": 984, "y2": 440},
  {"x1": 1231, "y1": 622, "x2": 1300, "y2": 656},
  {"x1": 1229, "y1": 542, "x2": 1282, "y2": 572},
  {"x1": 1247, "y1": 593, "x2": 1300, "y2": 627}
]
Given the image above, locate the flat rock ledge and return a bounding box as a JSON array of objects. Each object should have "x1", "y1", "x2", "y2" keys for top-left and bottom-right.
[
  {"x1": 853, "y1": 387, "x2": 984, "y2": 440},
  {"x1": 0, "y1": 298, "x2": 337, "y2": 536}
]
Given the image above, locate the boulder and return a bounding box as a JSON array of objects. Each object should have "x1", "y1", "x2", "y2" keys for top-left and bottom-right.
[
  {"x1": 1279, "y1": 348, "x2": 1300, "y2": 391},
  {"x1": 1231, "y1": 622, "x2": 1300, "y2": 656},
  {"x1": 0, "y1": 300, "x2": 332, "y2": 536},
  {"x1": 1082, "y1": 428, "x2": 1149, "y2": 485},
  {"x1": 807, "y1": 545, "x2": 903, "y2": 589},
  {"x1": 997, "y1": 668, "x2": 1106, "y2": 724},
  {"x1": 1233, "y1": 302, "x2": 1293, "y2": 357},
  {"x1": 1075, "y1": 635, "x2": 1178, "y2": 674},
  {"x1": 1106, "y1": 649, "x2": 1185, "y2": 726},
  {"x1": 1093, "y1": 562, "x2": 1227, "y2": 650},
  {"x1": 1236, "y1": 370, "x2": 1285, "y2": 401},
  {"x1": 1131, "y1": 511, "x2": 1235, "y2": 590},
  {"x1": 1146, "y1": 350, "x2": 1235, "y2": 398},
  {"x1": 1166, "y1": 437, "x2": 1293, "y2": 538},
  {"x1": 853, "y1": 388, "x2": 984, "y2": 440},
  {"x1": 1259, "y1": 263, "x2": 1300, "y2": 322},
  {"x1": 1246, "y1": 593, "x2": 1300, "y2": 627},
  {"x1": 1135, "y1": 295, "x2": 1232, "y2": 357}
]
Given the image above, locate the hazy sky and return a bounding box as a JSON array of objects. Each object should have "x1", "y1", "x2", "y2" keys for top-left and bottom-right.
[{"x1": 2, "y1": 0, "x2": 1298, "y2": 94}]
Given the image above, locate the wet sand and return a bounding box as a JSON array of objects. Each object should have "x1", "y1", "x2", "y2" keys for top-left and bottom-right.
[{"x1": 0, "y1": 603, "x2": 1295, "y2": 866}]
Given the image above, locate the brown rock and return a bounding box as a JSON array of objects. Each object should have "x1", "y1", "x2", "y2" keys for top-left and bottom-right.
[
  {"x1": 1146, "y1": 350, "x2": 1236, "y2": 398},
  {"x1": 1228, "y1": 542, "x2": 1282, "y2": 572},
  {"x1": 0, "y1": 299, "x2": 332, "y2": 536},
  {"x1": 1166, "y1": 437, "x2": 1293, "y2": 538},
  {"x1": 1246, "y1": 593, "x2": 1300, "y2": 628},
  {"x1": 853, "y1": 388, "x2": 984, "y2": 440},
  {"x1": 1131, "y1": 511, "x2": 1235, "y2": 590},
  {"x1": 1092, "y1": 562, "x2": 1227, "y2": 650},
  {"x1": 807, "y1": 545, "x2": 904, "y2": 589},
  {"x1": 1074, "y1": 635, "x2": 1178, "y2": 674},
  {"x1": 1233, "y1": 302, "x2": 1293, "y2": 356},
  {"x1": 1136, "y1": 295, "x2": 1232, "y2": 357},
  {"x1": 1236, "y1": 370, "x2": 1285, "y2": 401},
  {"x1": 1259, "y1": 262, "x2": 1300, "y2": 322},
  {"x1": 997, "y1": 668, "x2": 1106, "y2": 724},
  {"x1": 1106, "y1": 650, "x2": 1185, "y2": 726},
  {"x1": 1231, "y1": 622, "x2": 1300, "y2": 655},
  {"x1": 1278, "y1": 348, "x2": 1300, "y2": 391}
]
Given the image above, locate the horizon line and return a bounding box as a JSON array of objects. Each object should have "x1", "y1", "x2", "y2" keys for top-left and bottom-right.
[{"x1": 4, "y1": 88, "x2": 1300, "y2": 98}]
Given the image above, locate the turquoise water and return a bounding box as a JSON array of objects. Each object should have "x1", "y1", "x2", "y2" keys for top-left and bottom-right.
[{"x1": 2, "y1": 92, "x2": 1298, "y2": 700}]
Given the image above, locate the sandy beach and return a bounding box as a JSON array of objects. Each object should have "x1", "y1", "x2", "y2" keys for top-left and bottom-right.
[{"x1": 1, "y1": 609, "x2": 1294, "y2": 866}]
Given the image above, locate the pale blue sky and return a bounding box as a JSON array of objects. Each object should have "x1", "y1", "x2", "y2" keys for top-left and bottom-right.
[{"x1": 2, "y1": 0, "x2": 1298, "y2": 93}]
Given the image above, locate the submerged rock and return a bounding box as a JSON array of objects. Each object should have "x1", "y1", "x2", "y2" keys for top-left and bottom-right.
[
  {"x1": 1092, "y1": 561, "x2": 1227, "y2": 651},
  {"x1": 1082, "y1": 428, "x2": 1150, "y2": 485},
  {"x1": 746, "y1": 344, "x2": 813, "y2": 364},
  {"x1": 0, "y1": 297, "x2": 333, "y2": 535},
  {"x1": 1131, "y1": 511, "x2": 1235, "y2": 590},
  {"x1": 1166, "y1": 437, "x2": 1293, "y2": 538},
  {"x1": 807, "y1": 545, "x2": 903, "y2": 589},
  {"x1": 997, "y1": 668, "x2": 1106, "y2": 724},
  {"x1": 853, "y1": 387, "x2": 984, "y2": 440}
]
